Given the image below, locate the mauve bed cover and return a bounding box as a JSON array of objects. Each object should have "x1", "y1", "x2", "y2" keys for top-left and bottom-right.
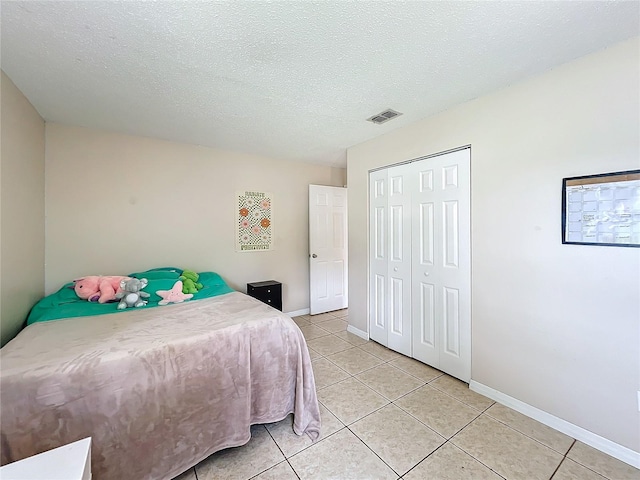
[{"x1": 0, "y1": 292, "x2": 321, "y2": 480}]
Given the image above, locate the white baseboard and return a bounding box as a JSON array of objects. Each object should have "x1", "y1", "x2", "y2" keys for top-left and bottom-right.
[
  {"x1": 285, "y1": 308, "x2": 310, "y2": 318},
  {"x1": 346, "y1": 325, "x2": 369, "y2": 341},
  {"x1": 469, "y1": 380, "x2": 640, "y2": 469}
]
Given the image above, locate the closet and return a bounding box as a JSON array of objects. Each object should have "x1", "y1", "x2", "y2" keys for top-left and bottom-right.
[{"x1": 368, "y1": 147, "x2": 471, "y2": 382}]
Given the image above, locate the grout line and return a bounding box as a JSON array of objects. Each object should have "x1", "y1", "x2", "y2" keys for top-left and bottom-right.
[
  {"x1": 255, "y1": 425, "x2": 305, "y2": 480},
  {"x1": 549, "y1": 438, "x2": 580, "y2": 480},
  {"x1": 446, "y1": 412, "x2": 567, "y2": 480},
  {"x1": 384, "y1": 382, "x2": 427, "y2": 401},
  {"x1": 244, "y1": 427, "x2": 286, "y2": 479},
  {"x1": 444, "y1": 410, "x2": 482, "y2": 440},
  {"x1": 482, "y1": 409, "x2": 579, "y2": 457},
  {"x1": 397, "y1": 440, "x2": 463, "y2": 479},
  {"x1": 386, "y1": 361, "x2": 445, "y2": 384},
  {"x1": 392, "y1": 382, "x2": 432, "y2": 404},
  {"x1": 260, "y1": 421, "x2": 306, "y2": 479},
  {"x1": 264, "y1": 424, "x2": 287, "y2": 459},
  {"x1": 329, "y1": 360, "x2": 386, "y2": 377},
  {"x1": 427, "y1": 381, "x2": 494, "y2": 412},
  {"x1": 560, "y1": 448, "x2": 618, "y2": 480},
  {"x1": 399, "y1": 441, "x2": 447, "y2": 479},
  {"x1": 304, "y1": 331, "x2": 332, "y2": 341},
  {"x1": 343, "y1": 400, "x2": 391, "y2": 427},
  {"x1": 390, "y1": 399, "x2": 453, "y2": 439},
  {"x1": 548, "y1": 439, "x2": 576, "y2": 480},
  {"x1": 284, "y1": 427, "x2": 346, "y2": 462},
  {"x1": 447, "y1": 441, "x2": 509, "y2": 480},
  {"x1": 479, "y1": 401, "x2": 497, "y2": 413},
  {"x1": 193, "y1": 466, "x2": 199, "y2": 480},
  {"x1": 317, "y1": 375, "x2": 392, "y2": 428},
  {"x1": 549, "y1": 457, "x2": 565, "y2": 479},
  {"x1": 346, "y1": 424, "x2": 404, "y2": 477},
  {"x1": 412, "y1": 382, "x2": 486, "y2": 416},
  {"x1": 418, "y1": 440, "x2": 508, "y2": 480},
  {"x1": 285, "y1": 458, "x2": 301, "y2": 480}
]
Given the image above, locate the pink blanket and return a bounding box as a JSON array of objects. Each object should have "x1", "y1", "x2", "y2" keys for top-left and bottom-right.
[{"x1": 1, "y1": 292, "x2": 320, "y2": 479}]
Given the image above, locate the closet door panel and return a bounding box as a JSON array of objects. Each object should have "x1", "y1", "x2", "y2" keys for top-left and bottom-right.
[
  {"x1": 412, "y1": 191, "x2": 439, "y2": 365},
  {"x1": 369, "y1": 170, "x2": 389, "y2": 346},
  {"x1": 386, "y1": 164, "x2": 412, "y2": 356},
  {"x1": 434, "y1": 151, "x2": 471, "y2": 381},
  {"x1": 412, "y1": 149, "x2": 470, "y2": 382}
]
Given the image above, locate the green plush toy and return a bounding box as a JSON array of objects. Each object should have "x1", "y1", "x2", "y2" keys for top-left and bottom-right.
[{"x1": 180, "y1": 269, "x2": 203, "y2": 294}]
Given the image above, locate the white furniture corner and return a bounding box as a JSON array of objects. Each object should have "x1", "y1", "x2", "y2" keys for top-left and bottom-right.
[{"x1": 0, "y1": 437, "x2": 91, "y2": 480}]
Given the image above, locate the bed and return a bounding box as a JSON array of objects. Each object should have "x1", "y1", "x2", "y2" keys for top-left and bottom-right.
[{"x1": 0, "y1": 270, "x2": 321, "y2": 480}]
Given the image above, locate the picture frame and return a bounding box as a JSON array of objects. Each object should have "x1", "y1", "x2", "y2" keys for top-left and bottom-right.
[{"x1": 561, "y1": 169, "x2": 640, "y2": 247}]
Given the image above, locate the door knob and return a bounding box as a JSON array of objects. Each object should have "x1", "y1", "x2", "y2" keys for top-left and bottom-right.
[
  {"x1": 424, "y1": 272, "x2": 429, "y2": 276},
  {"x1": 394, "y1": 267, "x2": 398, "y2": 272},
  {"x1": 312, "y1": 254, "x2": 317, "y2": 258}
]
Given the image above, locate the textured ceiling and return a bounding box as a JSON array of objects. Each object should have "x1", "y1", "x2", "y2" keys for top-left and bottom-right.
[{"x1": 2, "y1": 1, "x2": 639, "y2": 167}]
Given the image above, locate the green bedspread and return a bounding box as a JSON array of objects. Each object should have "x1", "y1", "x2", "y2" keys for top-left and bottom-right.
[{"x1": 27, "y1": 267, "x2": 235, "y2": 325}]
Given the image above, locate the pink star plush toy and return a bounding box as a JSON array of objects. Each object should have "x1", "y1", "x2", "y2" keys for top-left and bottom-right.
[{"x1": 157, "y1": 280, "x2": 194, "y2": 306}]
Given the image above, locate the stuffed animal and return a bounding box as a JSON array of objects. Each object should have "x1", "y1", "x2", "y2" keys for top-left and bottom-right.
[
  {"x1": 73, "y1": 275, "x2": 130, "y2": 303},
  {"x1": 156, "y1": 280, "x2": 194, "y2": 306},
  {"x1": 115, "y1": 278, "x2": 150, "y2": 309},
  {"x1": 179, "y1": 269, "x2": 203, "y2": 294}
]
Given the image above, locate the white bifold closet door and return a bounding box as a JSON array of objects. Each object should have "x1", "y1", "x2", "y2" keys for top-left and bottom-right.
[
  {"x1": 368, "y1": 148, "x2": 471, "y2": 381},
  {"x1": 369, "y1": 164, "x2": 413, "y2": 356}
]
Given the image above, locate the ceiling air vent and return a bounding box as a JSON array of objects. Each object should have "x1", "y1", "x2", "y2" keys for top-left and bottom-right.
[{"x1": 367, "y1": 109, "x2": 403, "y2": 125}]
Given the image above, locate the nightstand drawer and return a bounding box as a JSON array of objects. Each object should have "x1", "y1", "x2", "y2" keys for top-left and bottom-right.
[{"x1": 247, "y1": 280, "x2": 282, "y2": 311}]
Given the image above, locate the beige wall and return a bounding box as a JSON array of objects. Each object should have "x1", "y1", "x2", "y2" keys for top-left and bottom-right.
[
  {"x1": 45, "y1": 124, "x2": 345, "y2": 312},
  {"x1": 0, "y1": 71, "x2": 46, "y2": 347},
  {"x1": 347, "y1": 37, "x2": 640, "y2": 452}
]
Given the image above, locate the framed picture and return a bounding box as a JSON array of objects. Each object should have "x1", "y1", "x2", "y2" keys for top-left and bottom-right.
[{"x1": 562, "y1": 169, "x2": 640, "y2": 247}]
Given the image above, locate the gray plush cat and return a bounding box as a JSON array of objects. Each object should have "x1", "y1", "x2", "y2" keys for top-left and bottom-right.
[{"x1": 115, "y1": 278, "x2": 150, "y2": 309}]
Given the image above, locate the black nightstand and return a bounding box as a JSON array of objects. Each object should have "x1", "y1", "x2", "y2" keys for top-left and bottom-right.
[{"x1": 247, "y1": 280, "x2": 282, "y2": 311}]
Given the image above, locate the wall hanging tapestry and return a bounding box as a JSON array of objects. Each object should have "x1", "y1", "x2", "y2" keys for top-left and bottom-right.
[{"x1": 236, "y1": 191, "x2": 273, "y2": 251}]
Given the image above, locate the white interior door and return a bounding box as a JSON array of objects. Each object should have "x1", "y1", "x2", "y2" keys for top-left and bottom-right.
[
  {"x1": 309, "y1": 185, "x2": 348, "y2": 315},
  {"x1": 412, "y1": 149, "x2": 471, "y2": 382}
]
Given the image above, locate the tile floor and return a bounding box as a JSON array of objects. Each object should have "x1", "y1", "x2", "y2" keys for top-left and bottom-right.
[{"x1": 173, "y1": 309, "x2": 639, "y2": 480}]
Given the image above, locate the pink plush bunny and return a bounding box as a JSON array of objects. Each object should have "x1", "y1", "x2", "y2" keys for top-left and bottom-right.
[{"x1": 73, "y1": 275, "x2": 130, "y2": 303}]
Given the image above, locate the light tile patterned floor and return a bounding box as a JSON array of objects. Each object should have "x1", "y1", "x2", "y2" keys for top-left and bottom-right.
[{"x1": 173, "y1": 309, "x2": 639, "y2": 480}]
